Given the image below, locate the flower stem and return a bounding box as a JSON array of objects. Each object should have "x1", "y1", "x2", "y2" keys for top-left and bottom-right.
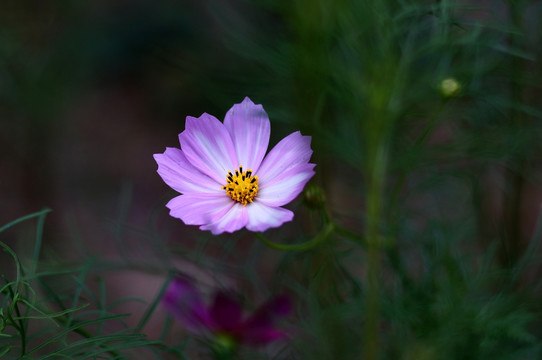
[
  {"x1": 255, "y1": 222, "x2": 334, "y2": 251},
  {"x1": 363, "y1": 142, "x2": 388, "y2": 360}
]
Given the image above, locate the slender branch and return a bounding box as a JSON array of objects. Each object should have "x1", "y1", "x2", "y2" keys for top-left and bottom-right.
[{"x1": 255, "y1": 222, "x2": 334, "y2": 251}]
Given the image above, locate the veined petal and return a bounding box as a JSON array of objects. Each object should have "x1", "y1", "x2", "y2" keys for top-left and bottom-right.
[
  {"x1": 167, "y1": 194, "x2": 234, "y2": 226},
  {"x1": 257, "y1": 131, "x2": 313, "y2": 184},
  {"x1": 200, "y1": 203, "x2": 248, "y2": 235},
  {"x1": 154, "y1": 147, "x2": 222, "y2": 194},
  {"x1": 179, "y1": 113, "x2": 237, "y2": 184},
  {"x1": 210, "y1": 292, "x2": 243, "y2": 333},
  {"x1": 224, "y1": 97, "x2": 270, "y2": 172},
  {"x1": 162, "y1": 277, "x2": 213, "y2": 331},
  {"x1": 258, "y1": 163, "x2": 315, "y2": 207},
  {"x1": 245, "y1": 202, "x2": 293, "y2": 232}
]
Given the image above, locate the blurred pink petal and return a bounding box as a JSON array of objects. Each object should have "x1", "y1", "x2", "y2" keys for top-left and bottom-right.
[
  {"x1": 163, "y1": 277, "x2": 291, "y2": 348},
  {"x1": 162, "y1": 277, "x2": 213, "y2": 331},
  {"x1": 210, "y1": 292, "x2": 243, "y2": 333}
]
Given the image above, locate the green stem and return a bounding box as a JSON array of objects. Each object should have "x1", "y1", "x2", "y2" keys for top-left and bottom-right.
[
  {"x1": 363, "y1": 143, "x2": 388, "y2": 360},
  {"x1": 255, "y1": 222, "x2": 334, "y2": 251}
]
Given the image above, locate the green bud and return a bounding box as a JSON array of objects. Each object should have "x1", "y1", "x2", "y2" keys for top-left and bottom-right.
[
  {"x1": 439, "y1": 77, "x2": 461, "y2": 98},
  {"x1": 304, "y1": 184, "x2": 326, "y2": 209}
]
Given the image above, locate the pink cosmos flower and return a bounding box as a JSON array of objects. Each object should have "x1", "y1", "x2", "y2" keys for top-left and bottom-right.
[
  {"x1": 154, "y1": 97, "x2": 315, "y2": 234},
  {"x1": 162, "y1": 277, "x2": 291, "y2": 347}
]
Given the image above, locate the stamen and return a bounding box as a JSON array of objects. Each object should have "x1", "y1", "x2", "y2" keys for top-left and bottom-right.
[{"x1": 222, "y1": 165, "x2": 259, "y2": 206}]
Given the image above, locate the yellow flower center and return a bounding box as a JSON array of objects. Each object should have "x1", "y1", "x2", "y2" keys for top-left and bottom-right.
[{"x1": 222, "y1": 165, "x2": 259, "y2": 206}]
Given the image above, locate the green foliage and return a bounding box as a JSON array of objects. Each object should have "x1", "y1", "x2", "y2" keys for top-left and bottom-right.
[{"x1": 0, "y1": 211, "x2": 182, "y2": 359}]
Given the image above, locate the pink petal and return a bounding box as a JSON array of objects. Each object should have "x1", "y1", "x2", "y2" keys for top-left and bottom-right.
[
  {"x1": 200, "y1": 203, "x2": 248, "y2": 235},
  {"x1": 242, "y1": 296, "x2": 290, "y2": 330},
  {"x1": 154, "y1": 147, "x2": 222, "y2": 194},
  {"x1": 257, "y1": 131, "x2": 313, "y2": 184},
  {"x1": 241, "y1": 328, "x2": 286, "y2": 346},
  {"x1": 162, "y1": 277, "x2": 213, "y2": 332},
  {"x1": 210, "y1": 292, "x2": 243, "y2": 333},
  {"x1": 245, "y1": 202, "x2": 293, "y2": 232},
  {"x1": 224, "y1": 97, "x2": 270, "y2": 172},
  {"x1": 240, "y1": 296, "x2": 290, "y2": 346},
  {"x1": 258, "y1": 163, "x2": 315, "y2": 207},
  {"x1": 166, "y1": 194, "x2": 234, "y2": 226},
  {"x1": 179, "y1": 113, "x2": 238, "y2": 184}
]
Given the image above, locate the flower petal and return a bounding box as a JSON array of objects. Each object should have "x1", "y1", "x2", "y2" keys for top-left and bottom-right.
[
  {"x1": 224, "y1": 97, "x2": 270, "y2": 172},
  {"x1": 257, "y1": 131, "x2": 313, "y2": 184},
  {"x1": 258, "y1": 163, "x2": 315, "y2": 207},
  {"x1": 210, "y1": 292, "x2": 243, "y2": 333},
  {"x1": 245, "y1": 202, "x2": 293, "y2": 232},
  {"x1": 242, "y1": 328, "x2": 286, "y2": 345},
  {"x1": 154, "y1": 147, "x2": 222, "y2": 194},
  {"x1": 167, "y1": 194, "x2": 234, "y2": 226},
  {"x1": 240, "y1": 295, "x2": 291, "y2": 345},
  {"x1": 179, "y1": 113, "x2": 237, "y2": 184},
  {"x1": 200, "y1": 203, "x2": 248, "y2": 235},
  {"x1": 162, "y1": 277, "x2": 213, "y2": 332}
]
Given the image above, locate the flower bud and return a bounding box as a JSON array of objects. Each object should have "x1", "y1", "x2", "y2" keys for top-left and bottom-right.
[
  {"x1": 304, "y1": 184, "x2": 326, "y2": 209},
  {"x1": 439, "y1": 77, "x2": 461, "y2": 98}
]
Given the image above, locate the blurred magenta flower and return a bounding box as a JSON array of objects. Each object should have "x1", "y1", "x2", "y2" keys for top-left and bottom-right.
[
  {"x1": 154, "y1": 97, "x2": 315, "y2": 234},
  {"x1": 162, "y1": 277, "x2": 291, "y2": 349}
]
